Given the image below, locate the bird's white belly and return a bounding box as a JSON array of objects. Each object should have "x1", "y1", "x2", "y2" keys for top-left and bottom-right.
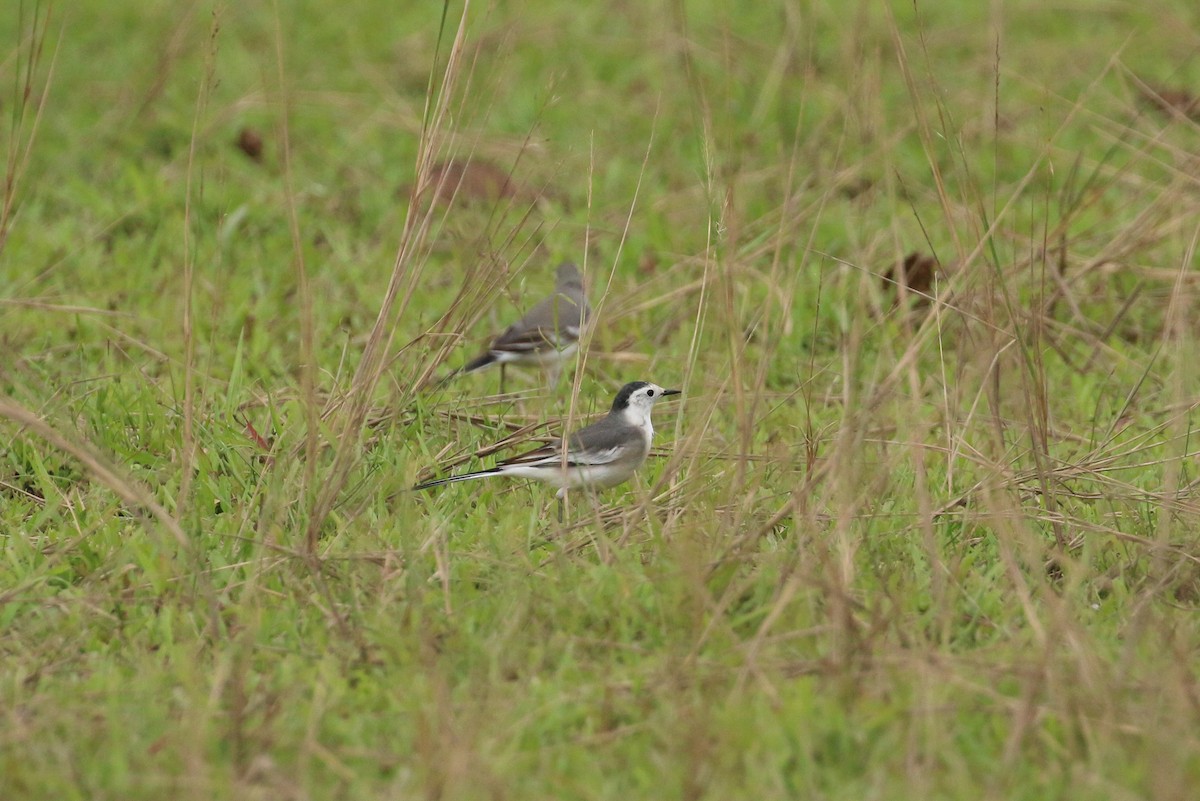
[
  {"x1": 564, "y1": 461, "x2": 637, "y2": 489},
  {"x1": 499, "y1": 460, "x2": 631, "y2": 490}
]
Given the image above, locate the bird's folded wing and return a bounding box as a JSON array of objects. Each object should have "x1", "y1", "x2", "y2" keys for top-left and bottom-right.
[
  {"x1": 492, "y1": 324, "x2": 572, "y2": 352},
  {"x1": 493, "y1": 295, "x2": 584, "y2": 350},
  {"x1": 499, "y1": 440, "x2": 630, "y2": 469}
]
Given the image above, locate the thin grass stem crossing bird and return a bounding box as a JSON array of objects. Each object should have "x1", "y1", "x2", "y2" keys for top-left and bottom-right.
[
  {"x1": 450, "y1": 261, "x2": 591, "y2": 391},
  {"x1": 414, "y1": 381, "x2": 680, "y2": 517}
]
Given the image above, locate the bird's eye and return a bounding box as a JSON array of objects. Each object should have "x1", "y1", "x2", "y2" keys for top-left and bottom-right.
[{"x1": 647, "y1": 389, "x2": 655, "y2": 397}]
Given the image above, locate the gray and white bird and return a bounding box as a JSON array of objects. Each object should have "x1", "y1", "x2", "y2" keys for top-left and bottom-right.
[
  {"x1": 453, "y1": 261, "x2": 591, "y2": 389},
  {"x1": 413, "y1": 381, "x2": 680, "y2": 505}
]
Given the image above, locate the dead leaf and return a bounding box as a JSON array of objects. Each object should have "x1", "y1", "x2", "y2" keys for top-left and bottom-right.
[
  {"x1": 638, "y1": 249, "x2": 660, "y2": 275},
  {"x1": 416, "y1": 158, "x2": 540, "y2": 206},
  {"x1": 235, "y1": 127, "x2": 264, "y2": 162},
  {"x1": 1140, "y1": 86, "x2": 1200, "y2": 121},
  {"x1": 883, "y1": 251, "x2": 939, "y2": 304}
]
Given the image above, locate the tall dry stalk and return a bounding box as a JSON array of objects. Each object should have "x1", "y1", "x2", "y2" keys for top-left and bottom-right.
[{"x1": 304, "y1": 2, "x2": 476, "y2": 551}]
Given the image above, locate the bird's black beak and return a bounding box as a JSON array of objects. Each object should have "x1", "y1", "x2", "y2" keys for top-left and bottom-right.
[{"x1": 662, "y1": 388, "x2": 682, "y2": 397}]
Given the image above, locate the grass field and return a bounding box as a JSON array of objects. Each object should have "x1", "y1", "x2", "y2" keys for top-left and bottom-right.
[{"x1": 3, "y1": 1, "x2": 1200, "y2": 798}]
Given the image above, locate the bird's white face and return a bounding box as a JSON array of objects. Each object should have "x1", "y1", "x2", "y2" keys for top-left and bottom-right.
[
  {"x1": 615, "y1": 382, "x2": 679, "y2": 432},
  {"x1": 628, "y1": 383, "x2": 669, "y2": 411}
]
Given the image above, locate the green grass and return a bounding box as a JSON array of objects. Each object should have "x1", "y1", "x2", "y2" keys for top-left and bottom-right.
[{"x1": 3, "y1": 0, "x2": 1200, "y2": 798}]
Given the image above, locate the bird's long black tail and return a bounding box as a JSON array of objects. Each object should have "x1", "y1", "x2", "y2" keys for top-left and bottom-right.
[
  {"x1": 434, "y1": 351, "x2": 496, "y2": 389},
  {"x1": 460, "y1": 351, "x2": 496, "y2": 373},
  {"x1": 412, "y1": 467, "x2": 501, "y2": 492}
]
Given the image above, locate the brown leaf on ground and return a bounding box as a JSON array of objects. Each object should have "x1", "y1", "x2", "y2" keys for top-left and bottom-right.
[
  {"x1": 415, "y1": 159, "x2": 541, "y2": 207},
  {"x1": 242, "y1": 420, "x2": 271, "y2": 451},
  {"x1": 837, "y1": 176, "x2": 874, "y2": 199},
  {"x1": 235, "y1": 127, "x2": 264, "y2": 162},
  {"x1": 882, "y1": 251, "x2": 939, "y2": 304},
  {"x1": 236, "y1": 413, "x2": 273, "y2": 460},
  {"x1": 1139, "y1": 86, "x2": 1200, "y2": 121},
  {"x1": 638, "y1": 249, "x2": 660, "y2": 275}
]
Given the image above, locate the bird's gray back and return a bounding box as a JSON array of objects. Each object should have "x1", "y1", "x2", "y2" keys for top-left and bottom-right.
[
  {"x1": 567, "y1": 414, "x2": 649, "y2": 464},
  {"x1": 498, "y1": 286, "x2": 588, "y2": 346}
]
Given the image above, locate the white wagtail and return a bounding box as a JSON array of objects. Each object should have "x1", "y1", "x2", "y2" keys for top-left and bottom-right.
[
  {"x1": 450, "y1": 261, "x2": 591, "y2": 390},
  {"x1": 414, "y1": 381, "x2": 680, "y2": 514}
]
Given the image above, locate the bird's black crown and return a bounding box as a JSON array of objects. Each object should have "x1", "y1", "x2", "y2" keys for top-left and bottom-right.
[{"x1": 611, "y1": 381, "x2": 652, "y2": 412}]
